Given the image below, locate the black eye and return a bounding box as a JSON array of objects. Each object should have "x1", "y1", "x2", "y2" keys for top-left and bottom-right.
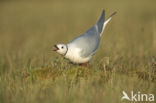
[{"x1": 61, "y1": 46, "x2": 64, "y2": 49}]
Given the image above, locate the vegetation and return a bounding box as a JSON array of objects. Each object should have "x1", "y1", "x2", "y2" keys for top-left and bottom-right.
[{"x1": 0, "y1": 0, "x2": 156, "y2": 103}]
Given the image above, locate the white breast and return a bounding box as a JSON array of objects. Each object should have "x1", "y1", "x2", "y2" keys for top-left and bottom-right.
[{"x1": 65, "y1": 44, "x2": 92, "y2": 64}]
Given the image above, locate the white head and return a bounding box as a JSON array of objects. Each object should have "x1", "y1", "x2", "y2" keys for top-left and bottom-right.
[{"x1": 54, "y1": 44, "x2": 68, "y2": 55}]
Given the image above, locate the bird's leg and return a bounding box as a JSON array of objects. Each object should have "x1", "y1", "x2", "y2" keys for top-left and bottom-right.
[{"x1": 81, "y1": 62, "x2": 87, "y2": 67}]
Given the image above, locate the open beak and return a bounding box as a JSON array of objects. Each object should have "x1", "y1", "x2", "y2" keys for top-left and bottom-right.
[{"x1": 53, "y1": 45, "x2": 59, "y2": 51}]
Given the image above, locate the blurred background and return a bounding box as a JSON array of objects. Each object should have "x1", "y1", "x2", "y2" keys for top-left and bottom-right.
[
  {"x1": 0, "y1": 0, "x2": 156, "y2": 60},
  {"x1": 0, "y1": 0, "x2": 156, "y2": 103}
]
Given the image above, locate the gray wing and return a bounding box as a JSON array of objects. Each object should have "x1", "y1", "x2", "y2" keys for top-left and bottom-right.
[
  {"x1": 69, "y1": 10, "x2": 106, "y2": 57},
  {"x1": 69, "y1": 10, "x2": 105, "y2": 57},
  {"x1": 69, "y1": 10, "x2": 117, "y2": 58},
  {"x1": 70, "y1": 26, "x2": 101, "y2": 57}
]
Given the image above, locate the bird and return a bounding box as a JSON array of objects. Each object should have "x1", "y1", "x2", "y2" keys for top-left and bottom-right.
[{"x1": 54, "y1": 10, "x2": 116, "y2": 66}]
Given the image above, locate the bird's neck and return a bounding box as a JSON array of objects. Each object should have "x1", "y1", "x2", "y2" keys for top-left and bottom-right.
[{"x1": 64, "y1": 44, "x2": 68, "y2": 56}]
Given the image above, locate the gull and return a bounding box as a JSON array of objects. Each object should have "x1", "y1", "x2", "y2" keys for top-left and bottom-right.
[{"x1": 54, "y1": 10, "x2": 116, "y2": 65}]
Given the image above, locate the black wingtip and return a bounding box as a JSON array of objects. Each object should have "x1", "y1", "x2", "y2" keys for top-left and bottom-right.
[
  {"x1": 100, "y1": 9, "x2": 105, "y2": 21},
  {"x1": 102, "y1": 9, "x2": 105, "y2": 15},
  {"x1": 109, "y1": 11, "x2": 117, "y2": 18}
]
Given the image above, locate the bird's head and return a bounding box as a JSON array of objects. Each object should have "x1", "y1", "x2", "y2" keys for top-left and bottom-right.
[{"x1": 54, "y1": 44, "x2": 68, "y2": 55}]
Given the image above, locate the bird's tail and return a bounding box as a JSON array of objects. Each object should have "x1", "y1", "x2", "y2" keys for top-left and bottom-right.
[{"x1": 97, "y1": 10, "x2": 117, "y2": 36}]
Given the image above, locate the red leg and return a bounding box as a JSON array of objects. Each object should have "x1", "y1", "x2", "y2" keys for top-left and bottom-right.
[{"x1": 81, "y1": 62, "x2": 87, "y2": 67}]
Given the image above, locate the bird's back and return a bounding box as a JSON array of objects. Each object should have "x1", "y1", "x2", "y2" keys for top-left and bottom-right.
[{"x1": 69, "y1": 25, "x2": 100, "y2": 58}]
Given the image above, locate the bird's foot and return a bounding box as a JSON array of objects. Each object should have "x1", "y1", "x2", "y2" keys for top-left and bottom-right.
[{"x1": 81, "y1": 63, "x2": 87, "y2": 67}]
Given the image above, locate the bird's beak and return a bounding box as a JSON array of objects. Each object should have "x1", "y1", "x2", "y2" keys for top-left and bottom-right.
[{"x1": 53, "y1": 45, "x2": 59, "y2": 51}]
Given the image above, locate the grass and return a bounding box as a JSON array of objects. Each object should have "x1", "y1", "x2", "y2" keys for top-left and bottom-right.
[{"x1": 0, "y1": 0, "x2": 156, "y2": 103}]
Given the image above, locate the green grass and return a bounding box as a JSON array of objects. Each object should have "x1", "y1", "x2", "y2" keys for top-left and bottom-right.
[{"x1": 0, "y1": 0, "x2": 156, "y2": 103}]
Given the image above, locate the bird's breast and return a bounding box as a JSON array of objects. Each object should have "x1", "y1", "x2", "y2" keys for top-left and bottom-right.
[{"x1": 65, "y1": 46, "x2": 92, "y2": 64}]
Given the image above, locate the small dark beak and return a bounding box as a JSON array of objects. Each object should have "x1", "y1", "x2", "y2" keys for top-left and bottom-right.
[{"x1": 53, "y1": 45, "x2": 59, "y2": 51}]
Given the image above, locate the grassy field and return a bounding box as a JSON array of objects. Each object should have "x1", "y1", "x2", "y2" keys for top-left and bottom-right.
[{"x1": 0, "y1": 0, "x2": 156, "y2": 103}]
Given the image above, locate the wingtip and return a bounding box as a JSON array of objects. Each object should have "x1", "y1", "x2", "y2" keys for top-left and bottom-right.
[
  {"x1": 102, "y1": 9, "x2": 105, "y2": 14},
  {"x1": 110, "y1": 11, "x2": 117, "y2": 17},
  {"x1": 100, "y1": 9, "x2": 105, "y2": 19}
]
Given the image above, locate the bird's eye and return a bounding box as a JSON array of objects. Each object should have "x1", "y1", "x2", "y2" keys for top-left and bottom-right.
[{"x1": 61, "y1": 46, "x2": 64, "y2": 49}]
